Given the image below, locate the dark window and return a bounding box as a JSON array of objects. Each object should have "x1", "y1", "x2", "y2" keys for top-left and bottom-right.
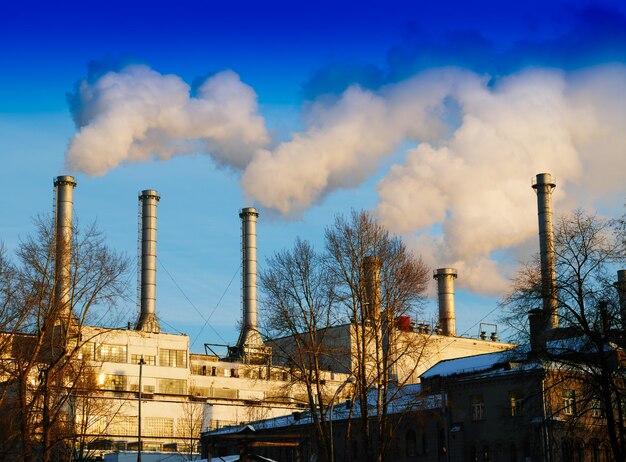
[
  {"x1": 350, "y1": 439, "x2": 358, "y2": 461},
  {"x1": 405, "y1": 429, "x2": 417, "y2": 456},
  {"x1": 591, "y1": 441, "x2": 600, "y2": 462},
  {"x1": 471, "y1": 395, "x2": 484, "y2": 421},
  {"x1": 439, "y1": 428, "x2": 446, "y2": 456},
  {"x1": 482, "y1": 445, "x2": 490, "y2": 462},
  {"x1": 562, "y1": 439, "x2": 573, "y2": 460}
]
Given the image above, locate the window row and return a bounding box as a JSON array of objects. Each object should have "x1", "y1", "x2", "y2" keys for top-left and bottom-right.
[
  {"x1": 98, "y1": 374, "x2": 187, "y2": 395},
  {"x1": 81, "y1": 343, "x2": 187, "y2": 368},
  {"x1": 87, "y1": 416, "x2": 202, "y2": 439},
  {"x1": 470, "y1": 392, "x2": 524, "y2": 421},
  {"x1": 469, "y1": 388, "x2": 606, "y2": 421}
]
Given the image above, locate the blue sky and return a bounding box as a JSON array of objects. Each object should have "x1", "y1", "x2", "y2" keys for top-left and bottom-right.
[{"x1": 1, "y1": 0, "x2": 625, "y2": 351}]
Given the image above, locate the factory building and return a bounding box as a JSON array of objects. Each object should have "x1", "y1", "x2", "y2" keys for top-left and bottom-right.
[
  {"x1": 202, "y1": 173, "x2": 626, "y2": 462},
  {"x1": 270, "y1": 263, "x2": 512, "y2": 385},
  {"x1": 0, "y1": 177, "x2": 354, "y2": 459},
  {"x1": 1, "y1": 175, "x2": 518, "y2": 460}
]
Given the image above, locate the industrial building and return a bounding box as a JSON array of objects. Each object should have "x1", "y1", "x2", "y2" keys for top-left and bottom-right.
[
  {"x1": 1, "y1": 174, "x2": 519, "y2": 460},
  {"x1": 201, "y1": 173, "x2": 626, "y2": 462}
]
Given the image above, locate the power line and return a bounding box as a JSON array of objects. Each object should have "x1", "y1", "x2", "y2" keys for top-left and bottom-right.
[
  {"x1": 191, "y1": 265, "x2": 240, "y2": 349},
  {"x1": 156, "y1": 256, "x2": 231, "y2": 345}
]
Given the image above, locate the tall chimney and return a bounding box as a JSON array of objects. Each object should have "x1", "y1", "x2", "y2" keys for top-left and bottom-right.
[
  {"x1": 136, "y1": 190, "x2": 161, "y2": 333},
  {"x1": 434, "y1": 268, "x2": 457, "y2": 336},
  {"x1": 615, "y1": 270, "x2": 626, "y2": 330},
  {"x1": 532, "y1": 173, "x2": 558, "y2": 329},
  {"x1": 236, "y1": 207, "x2": 264, "y2": 349},
  {"x1": 363, "y1": 256, "x2": 382, "y2": 321},
  {"x1": 54, "y1": 176, "x2": 77, "y2": 315}
]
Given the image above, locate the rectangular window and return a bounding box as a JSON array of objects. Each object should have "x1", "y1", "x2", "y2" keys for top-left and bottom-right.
[
  {"x1": 158, "y1": 378, "x2": 187, "y2": 395},
  {"x1": 109, "y1": 416, "x2": 138, "y2": 437},
  {"x1": 144, "y1": 417, "x2": 174, "y2": 437},
  {"x1": 510, "y1": 393, "x2": 523, "y2": 417},
  {"x1": 563, "y1": 389, "x2": 576, "y2": 415},
  {"x1": 97, "y1": 344, "x2": 127, "y2": 363},
  {"x1": 131, "y1": 354, "x2": 156, "y2": 365},
  {"x1": 159, "y1": 349, "x2": 187, "y2": 368},
  {"x1": 591, "y1": 398, "x2": 603, "y2": 418},
  {"x1": 78, "y1": 342, "x2": 94, "y2": 360},
  {"x1": 100, "y1": 374, "x2": 126, "y2": 391},
  {"x1": 471, "y1": 396, "x2": 484, "y2": 421}
]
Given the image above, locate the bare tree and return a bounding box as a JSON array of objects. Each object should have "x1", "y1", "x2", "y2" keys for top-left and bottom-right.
[
  {"x1": 325, "y1": 210, "x2": 430, "y2": 462},
  {"x1": 179, "y1": 392, "x2": 205, "y2": 460},
  {"x1": 260, "y1": 237, "x2": 340, "y2": 462},
  {"x1": 0, "y1": 217, "x2": 130, "y2": 462},
  {"x1": 501, "y1": 209, "x2": 626, "y2": 461}
]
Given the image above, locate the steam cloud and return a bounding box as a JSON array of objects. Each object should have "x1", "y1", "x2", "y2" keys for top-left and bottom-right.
[
  {"x1": 66, "y1": 65, "x2": 269, "y2": 175},
  {"x1": 66, "y1": 64, "x2": 626, "y2": 294}
]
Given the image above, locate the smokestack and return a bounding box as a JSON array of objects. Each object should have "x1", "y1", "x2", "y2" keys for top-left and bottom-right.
[
  {"x1": 363, "y1": 256, "x2": 382, "y2": 321},
  {"x1": 532, "y1": 173, "x2": 558, "y2": 330},
  {"x1": 236, "y1": 207, "x2": 264, "y2": 349},
  {"x1": 528, "y1": 309, "x2": 547, "y2": 357},
  {"x1": 615, "y1": 270, "x2": 626, "y2": 330},
  {"x1": 433, "y1": 268, "x2": 457, "y2": 336},
  {"x1": 136, "y1": 190, "x2": 161, "y2": 333},
  {"x1": 54, "y1": 176, "x2": 77, "y2": 315}
]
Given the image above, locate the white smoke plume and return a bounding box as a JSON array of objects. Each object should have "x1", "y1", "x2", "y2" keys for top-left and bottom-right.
[
  {"x1": 66, "y1": 63, "x2": 626, "y2": 294},
  {"x1": 66, "y1": 65, "x2": 269, "y2": 175},
  {"x1": 373, "y1": 65, "x2": 626, "y2": 293},
  {"x1": 241, "y1": 64, "x2": 626, "y2": 294}
]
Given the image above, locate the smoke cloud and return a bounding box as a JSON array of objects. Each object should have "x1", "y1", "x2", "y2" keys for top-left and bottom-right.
[
  {"x1": 242, "y1": 65, "x2": 626, "y2": 293},
  {"x1": 66, "y1": 65, "x2": 269, "y2": 175},
  {"x1": 66, "y1": 62, "x2": 626, "y2": 295}
]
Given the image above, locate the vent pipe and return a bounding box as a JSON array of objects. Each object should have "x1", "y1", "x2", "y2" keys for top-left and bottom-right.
[
  {"x1": 615, "y1": 270, "x2": 626, "y2": 330},
  {"x1": 532, "y1": 173, "x2": 558, "y2": 329},
  {"x1": 136, "y1": 190, "x2": 161, "y2": 333},
  {"x1": 236, "y1": 207, "x2": 264, "y2": 349},
  {"x1": 54, "y1": 176, "x2": 77, "y2": 315},
  {"x1": 363, "y1": 256, "x2": 382, "y2": 321},
  {"x1": 434, "y1": 268, "x2": 458, "y2": 336}
]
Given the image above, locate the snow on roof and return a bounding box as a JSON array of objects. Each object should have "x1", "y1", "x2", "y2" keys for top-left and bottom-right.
[
  {"x1": 421, "y1": 333, "x2": 621, "y2": 380},
  {"x1": 420, "y1": 350, "x2": 517, "y2": 379},
  {"x1": 206, "y1": 384, "x2": 442, "y2": 436}
]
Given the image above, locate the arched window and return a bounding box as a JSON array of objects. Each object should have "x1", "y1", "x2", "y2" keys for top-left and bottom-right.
[
  {"x1": 405, "y1": 429, "x2": 417, "y2": 456},
  {"x1": 482, "y1": 444, "x2": 490, "y2": 462},
  {"x1": 575, "y1": 440, "x2": 584, "y2": 462},
  {"x1": 562, "y1": 439, "x2": 573, "y2": 460},
  {"x1": 590, "y1": 440, "x2": 599, "y2": 462},
  {"x1": 438, "y1": 428, "x2": 446, "y2": 456}
]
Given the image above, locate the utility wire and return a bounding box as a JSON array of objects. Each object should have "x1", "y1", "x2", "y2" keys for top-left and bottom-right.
[
  {"x1": 158, "y1": 318, "x2": 185, "y2": 335},
  {"x1": 156, "y1": 256, "x2": 230, "y2": 345},
  {"x1": 191, "y1": 265, "x2": 240, "y2": 349},
  {"x1": 437, "y1": 303, "x2": 508, "y2": 355}
]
